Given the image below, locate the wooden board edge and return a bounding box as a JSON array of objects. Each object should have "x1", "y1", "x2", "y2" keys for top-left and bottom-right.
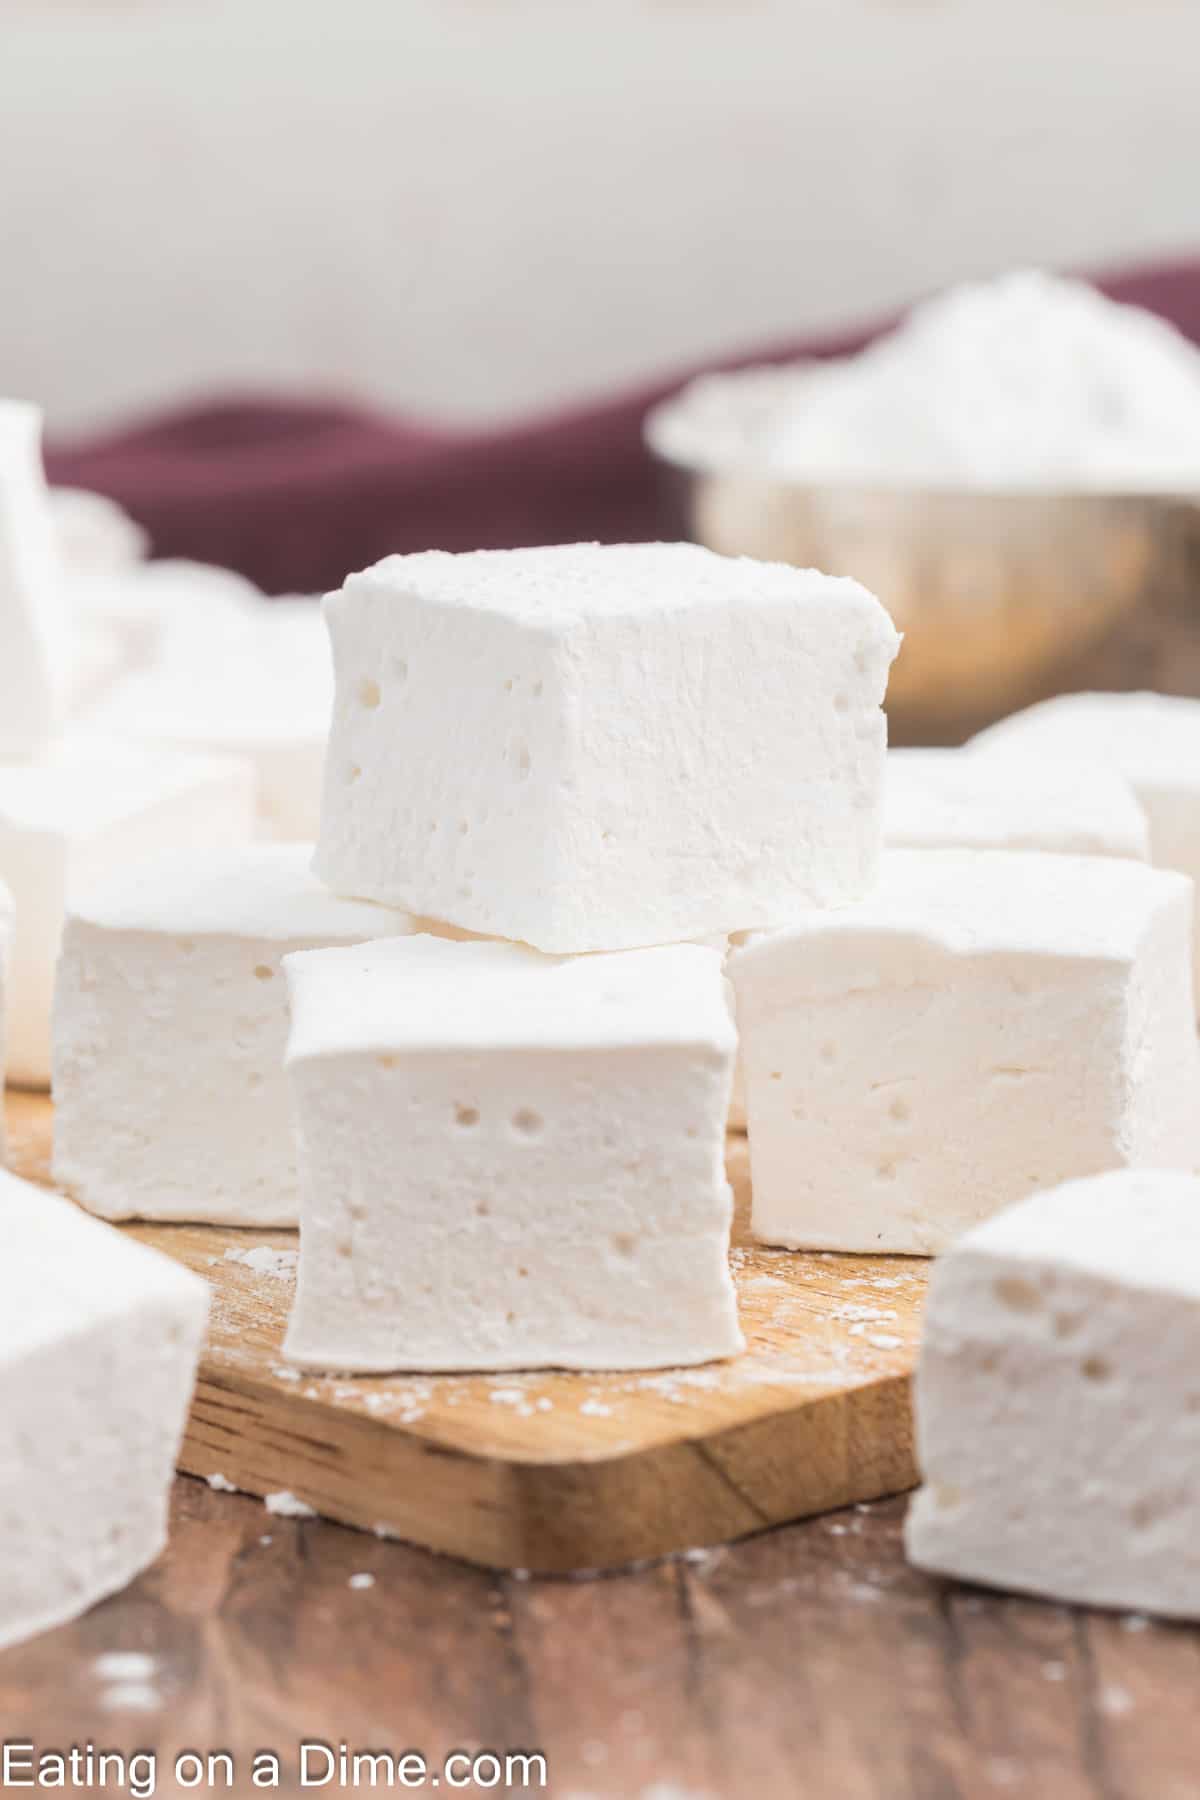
[{"x1": 180, "y1": 1366, "x2": 918, "y2": 1573}]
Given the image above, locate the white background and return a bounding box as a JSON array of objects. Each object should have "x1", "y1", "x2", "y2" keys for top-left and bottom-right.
[{"x1": 2, "y1": 0, "x2": 1198, "y2": 430}]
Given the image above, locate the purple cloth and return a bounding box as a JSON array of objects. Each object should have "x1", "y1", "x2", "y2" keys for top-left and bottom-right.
[{"x1": 44, "y1": 259, "x2": 1200, "y2": 596}]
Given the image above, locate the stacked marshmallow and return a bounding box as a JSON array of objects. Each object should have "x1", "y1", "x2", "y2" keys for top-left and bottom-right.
[
  {"x1": 52, "y1": 539, "x2": 902, "y2": 1374},
  {"x1": 272, "y1": 544, "x2": 900, "y2": 1373}
]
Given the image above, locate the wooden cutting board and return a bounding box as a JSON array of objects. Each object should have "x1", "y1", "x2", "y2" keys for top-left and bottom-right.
[{"x1": 5, "y1": 1091, "x2": 925, "y2": 1572}]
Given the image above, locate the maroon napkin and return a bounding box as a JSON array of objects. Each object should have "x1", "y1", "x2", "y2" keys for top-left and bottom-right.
[{"x1": 45, "y1": 259, "x2": 1200, "y2": 597}]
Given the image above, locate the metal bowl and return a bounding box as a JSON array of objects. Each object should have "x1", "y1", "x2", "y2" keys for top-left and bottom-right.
[{"x1": 646, "y1": 374, "x2": 1200, "y2": 741}]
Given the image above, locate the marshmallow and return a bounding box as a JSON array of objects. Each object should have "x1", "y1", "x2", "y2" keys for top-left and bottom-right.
[
  {"x1": 0, "y1": 879, "x2": 11, "y2": 1161},
  {"x1": 282, "y1": 936, "x2": 742, "y2": 1372},
  {"x1": 84, "y1": 597, "x2": 331, "y2": 839},
  {"x1": 906, "y1": 1169, "x2": 1200, "y2": 1617},
  {"x1": 886, "y1": 748, "x2": 1149, "y2": 860},
  {"x1": 54, "y1": 843, "x2": 415, "y2": 1226},
  {"x1": 315, "y1": 543, "x2": 899, "y2": 953},
  {"x1": 0, "y1": 1164, "x2": 207, "y2": 1652},
  {"x1": 49, "y1": 486, "x2": 148, "y2": 574},
  {"x1": 971, "y1": 692, "x2": 1200, "y2": 1010},
  {"x1": 64, "y1": 621, "x2": 128, "y2": 717},
  {"x1": 73, "y1": 558, "x2": 260, "y2": 674},
  {"x1": 0, "y1": 401, "x2": 67, "y2": 756},
  {"x1": 724, "y1": 753, "x2": 1152, "y2": 1134},
  {"x1": 0, "y1": 739, "x2": 256, "y2": 1086},
  {"x1": 729, "y1": 849, "x2": 1200, "y2": 1254}
]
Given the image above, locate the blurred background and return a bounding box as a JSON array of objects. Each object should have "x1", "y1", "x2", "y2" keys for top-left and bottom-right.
[
  {"x1": 4, "y1": 0, "x2": 1200, "y2": 429},
  {"x1": 4, "y1": 0, "x2": 1200, "y2": 740}
]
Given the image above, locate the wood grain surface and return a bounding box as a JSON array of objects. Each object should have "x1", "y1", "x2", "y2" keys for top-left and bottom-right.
[
  {"x1": 5, "y1": 1091, "x2": 925, "y2": 1572},
  {"x1": 3, "y1": 1478, "x2": 1199, "y2": 1799}
]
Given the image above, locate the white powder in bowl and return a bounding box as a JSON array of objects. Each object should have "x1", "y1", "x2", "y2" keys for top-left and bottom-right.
[{"x1": 650, "y1": 271, "x2": 1200, "y2": 493}]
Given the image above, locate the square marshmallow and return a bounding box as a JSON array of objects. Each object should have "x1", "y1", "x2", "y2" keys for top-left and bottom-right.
[
  {"x1": 0, "y1": 1165, "x2": 207, "y2": 1652},
  {"x1": 971, "y1": 692, "x2": 1200, "y2": 1010},
  {"x1": 282, "y1": 936, "x2": 742, "y2": 1372},
  {"x1": 315, "y1": 543, "x2": 900, "y2": 953},
  {"x1": 1, "y1": 401, "x2": 67, "y2": 757},
  {"x1": 885, "y1": 747, "x2": 1149, "y2": 860},
  {"x1": 53, "y1": 843, "x2": 415, "y2": 1226},
  {"x1": 0, "y1": 738, "x2": 256, "y2": 1087},
  {"x1": 729, "y1": 849, "x2": 1200, "y2": 1254},
  {"x1": 725, "y1": 747, "x2": 1149, "y2": 1132},
  {"x1": 83, "y1": 596, "x2": 332, "y2": 840},
  {"x1": 906, "y1": 1169, "x2": 1200, "y2": 1617}
]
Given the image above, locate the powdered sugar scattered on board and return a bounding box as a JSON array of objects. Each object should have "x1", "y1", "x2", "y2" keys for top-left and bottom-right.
[
  {"x1": 264, "y1": 1490, "x2": 316, "y2": 1519},
  {"x1": 223, "y1": 1245, "x2": 298, "y2": 1280}
]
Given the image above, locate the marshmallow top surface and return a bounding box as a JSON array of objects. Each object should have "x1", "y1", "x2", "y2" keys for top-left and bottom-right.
[
  {"x1": 50, "y1": 486, "x2": 148, "y2": 571},
  {"x1": 285, "y1": 936, "x2": 734, "y2": 1059},
  {"x1": 0, "y1": 875, "x2": 12, "y2": 933},
  {"x1": 0, "y1": 1166, "x2": 207, "y2": 1358},
  {"x1": 84, "y1": 595, "x2": 331, "y2": 741},
  {"x1": 337, "y1": 541, "x2": 893, "y2": 635},
  {"x1": 0, "y1": 736, "x2": 249, "y2": 837},
  {"x1": 885, "y1": 748, "x2": 1150, "y2": 860},
  {"x1": 971, "y1": 690, "x2": 1200, "y2": 793},
  {"x1": 70, "y1": 842, "x2": 408, "y2": 941},
  {"x1": 732, "y1": 847, "x2": 1190, "y2": 974},
  {"x1": 953, "y1": 1169, "x2": 1200, "y2": 1299}
]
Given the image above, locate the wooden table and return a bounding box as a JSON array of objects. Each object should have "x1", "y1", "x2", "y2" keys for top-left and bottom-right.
[
  {"x1": 6, "y1": 599, "x2": 1200, "y2": 1799},
  {"x1": 3, "y1": 1478, "x2": 1199, "y2": 1799}
]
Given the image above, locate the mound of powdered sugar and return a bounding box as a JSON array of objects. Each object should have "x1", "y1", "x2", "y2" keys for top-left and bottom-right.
[{"x1": 653, "y1": 271, "x2": 1200, "y2": 492}]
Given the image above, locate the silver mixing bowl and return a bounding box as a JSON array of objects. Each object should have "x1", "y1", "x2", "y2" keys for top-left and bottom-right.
[{"x1": 645, "y1": 372, "x2": 1200, "y2": 740}]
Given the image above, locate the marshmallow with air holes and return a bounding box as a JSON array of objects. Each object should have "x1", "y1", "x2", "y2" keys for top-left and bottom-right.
[
  {"x1": 1, "y1": 738, "x2": 256, "y2": 1088},
  {"x1": 53, "y1": 843, "x2": 416, "y2": 1225},
  {"x1": 314, "y1": 543, "x2": 900, "y2": 954},
  {"x1": 0, "y1": 879, "x2": 12, "y2": 1163},
  {"x1": 906, "y1": 1169, "x2": 1200, "y2": 1617},
  {"x1": 729, "y1": 849, "x2": 1200, "y2": 1255},
  {"x1": 725, "y1": 750, "x2": 1153, "y2": 1132},
  {"x1": 281, "y1": 935, "x2": 742, "y2": 1372},
  {"x1": 971, "y1": 692, "x2": 1200, "y2": 1011},
  {"x1": 885, "y1": 747, "x2": 1150, "y2": 860},
  {"x1": 1, "y1": 401, "x2": 67, "y2": 757},
  {"x1": 0, "y1": 1164, "x2": 208, "y2": 1653}
]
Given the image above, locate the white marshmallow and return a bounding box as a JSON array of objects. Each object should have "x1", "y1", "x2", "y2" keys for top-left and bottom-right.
[
  {"x1": 0, "y1": 738, "x2": 256, "y2": 1087},
  {"x1": 73, "y1": 558, "x2": 260, "y2": 674},
  {"x1": 906, "y1": 1169, "x2": 1200, "y2": 1617},
  {"x1": 0, "y1": 878, "x2": 12, "y2": 1162},
  {"x1": 971, "y1": 692, "x2": 1200, "y2": 1010},
  {"x1": 49, "y1": 486, "x2": 148, "y2": 574},
  {"x1": 725, "y1": 753, "x2": 1151, "y2": 1134},
  {"x1": 64, "y1": 620, "x2": 129, "y2": 717},
  {"x1": 729, "y1": 849, "x2": 1200, "y2": 1255},
  {"x1": 886, "y1": 747, "x2": 1150, "y2": 860},
  {"x1": 315, "y1": 543, "x2": 899, "y2": 954},
  {"x1": 0, "y1": 400, "x2": 67, "y2": 757},
  {"x1": 53, "y1": 843, "x2": 415, "y2": 1226},
  {"x1": 282, "y1": 936, "x2": 742, "y2": 1372},
  {"x1": 83, "y1": 597, "x2": 331, "y2": 839},
  {"x1": 0, "y1": 1164, "x2": 207, "y2": 1652}
]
